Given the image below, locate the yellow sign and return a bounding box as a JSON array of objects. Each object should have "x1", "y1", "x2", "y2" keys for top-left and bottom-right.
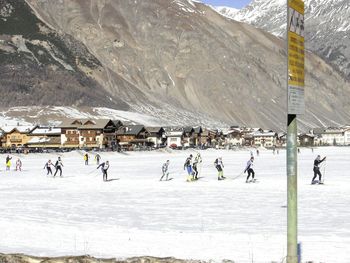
[{"x1": 288, "y1": 0, "x2": 305, "y2": 114}]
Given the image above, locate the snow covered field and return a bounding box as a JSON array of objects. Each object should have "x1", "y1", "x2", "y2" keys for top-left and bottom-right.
[{"x1": 0, "y1": 147, "x2": 349, "y2": 262}]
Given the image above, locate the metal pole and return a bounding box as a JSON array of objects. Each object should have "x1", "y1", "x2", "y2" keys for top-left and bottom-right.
[{"x1": 287, "y1": 114, "x2": 298, "y2": 263}]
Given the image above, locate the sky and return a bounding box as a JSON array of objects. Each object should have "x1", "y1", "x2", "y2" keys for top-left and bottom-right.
[{"x1": 200, "y1": 0, "x2": 251, "y2": 9}]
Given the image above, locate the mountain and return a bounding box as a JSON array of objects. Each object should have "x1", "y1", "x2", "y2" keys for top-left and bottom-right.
[
  {"x1": 215, "y1": 6, "x2": 239, "y2": 18},
  {"x1": 218, "y1": 0, "x2": 350, "y2": 80},
  {"x1": 0, "y1": 0, "x2": 349, "y2": 131}
]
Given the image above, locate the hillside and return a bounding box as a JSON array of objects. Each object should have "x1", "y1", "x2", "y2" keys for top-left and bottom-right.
[{"x1": 0, "y1": 0, "x2": 349, "y2": 130}]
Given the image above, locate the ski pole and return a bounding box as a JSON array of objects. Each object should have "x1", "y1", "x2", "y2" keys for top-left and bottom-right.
[{"x1": 322, "y1": 160, "x2": 326, "y2": 184}]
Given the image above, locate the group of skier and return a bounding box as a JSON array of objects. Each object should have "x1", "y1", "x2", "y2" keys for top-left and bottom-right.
[
  {"x1": 4, "y1": 155, "x2": 22, "y2": 171},
  {"x1": 160, "y1": 152, "x2": 326, "y2": 184},
  {"x1": 2, "y1": 150, "x2": 327, "y2": 184},
  {"x1": 43, "y1": 157, "x2": 64, "y2": 177}
]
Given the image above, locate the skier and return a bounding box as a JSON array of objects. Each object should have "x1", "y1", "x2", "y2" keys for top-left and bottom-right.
[
  {"x1": 15, "y1": 158, "x2": 22, "y2": 171},
  {"x1": 193, "y1": 153, "x2": 202, "y2": 180},
  {"x1": 256, "y1": 149, "x2": 260, "y2": 156},
  {"x1": 214, "y1": 157, "x2": 225, "y2": 180},
  {"x1": 312, "y1": 155, "x2": 326, "y2": 184},
  {"x1": 54, "y1": 157, "x2": 64, "y2": 177},
  {"x1": 6, "y1": 155, "x2": 12, "y2": 171},
  {"x1": 184, "y1": 154, "x2": 194, "y2": 181},
  {"x1": 95, "y1": 153, "x2": 101, "y2": 165},
  {"x1": 84, "y1": 153, "x2": 89, "y2": 165},
  {"x1": 244, "y1": 156, "x2": 255, "y2": 183},
  {"x1": 5, "y1": 155, "x2": 12, "y2": 171},
  {"x1": 160, "y1": 160, "x2": 170, "y2": 181},
  {"x1": 44, "y1": 159, "x2": 54, "y2": 175},
  {"x1": 97, "y1": 161, "x2": 110, "y2": 181}
]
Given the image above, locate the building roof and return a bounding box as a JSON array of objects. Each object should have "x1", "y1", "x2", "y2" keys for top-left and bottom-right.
[
  {"x1": 2, "y1": 125, "x2": 36, "y2": 134},
  {"x1": 30, "y1": 127, "x2": 61, "y2": 135},
  {"x1": 166, "y1": 131, "x2": 184, "y2": 137},
  {"x1": 183, "y1": 127, "x2": 194, "y2": 133},
  {"x1": 58, "y1": 119, "x2": 115, "y2": 130},
  {"x1": 116, "y1": 125, "x2": 145, "y2": 136},
  {"x1": 27, "y1": 136, "x2": 61, "y2": 145},
  {"x1": 313, "y1": 127, "x2": 344, "y2": 135},
  {"x1": 145, "y1": 127, "x2": 164, "y2": 134},
  {"x1": 253, "y1": 132, "x2": 277, "y2": 137},
  {"x1": 193, "y1": 126, "x2": 203, "y2": 134}
]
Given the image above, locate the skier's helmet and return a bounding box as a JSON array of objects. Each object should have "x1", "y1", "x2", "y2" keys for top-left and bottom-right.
[{"x1": 190, "y1": 154, "x2": 193, "y2": 157}]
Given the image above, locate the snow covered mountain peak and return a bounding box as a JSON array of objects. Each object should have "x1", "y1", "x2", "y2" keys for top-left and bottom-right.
[
  {"x1": 215, "y1": 6, "x2": 239, "y2": 18},
  {"x1": 217, "y1": 0, "x2": 350, "y2": 80}
]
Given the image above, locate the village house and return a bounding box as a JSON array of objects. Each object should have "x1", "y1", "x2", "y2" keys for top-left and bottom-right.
[
  {"x1": 342, "y1": 126, "x2": 350, "y2": 145},
  {"x1": 200, "y1": 128, "x2": 219, "y2": 148},
  {"x1": 298, "y1": 133, "x2": 315, "y2": 147},
  {"x1": 59, "y1": 119, "x2": 119, "y2": 149},
  {"x1": 116, "y1": 125, "x2": 149, "y2": 150},
  {"x1": 27, "y1": 126, "x2": 62, "y2": 149},
  {"x1": 182, "y1": 127, "x2": 195, "y2": 147},
  {"x1": 253, "y1": 130, "x2": 277, "y2": 148},
  {"x1": 312, "y1": 127, "x2": 345, "y2": 146},
  {"x1": 145, "y1": 127, "x2": 166, "y2": 148},
  {"x1": 223, "y1": 127, "x2": 243, "y2": 147},
  {"x1": 276, "y1": 132, "x2": 287, "y2": 147},
  {"x1": 192, "y1": 126, "x2": 203, "y2": 147},
  {"x1": 2, "y1": 125, "x2": 36, "y2": 148},
  {"x1": 0, "y1": 129, "x2": 5, "y2": 148},
  {"x1": 165, "y1": 128, "x2": 185, "y2": 148}
]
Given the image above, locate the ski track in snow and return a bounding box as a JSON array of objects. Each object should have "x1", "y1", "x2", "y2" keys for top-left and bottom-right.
[{"x1": 0, "y1": 148, "x2": 349, "y2": 262}]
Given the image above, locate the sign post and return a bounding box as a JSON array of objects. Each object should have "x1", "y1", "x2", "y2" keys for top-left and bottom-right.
[{"x1": 287, "y1": 0, "x2": 305, "y2": 263}]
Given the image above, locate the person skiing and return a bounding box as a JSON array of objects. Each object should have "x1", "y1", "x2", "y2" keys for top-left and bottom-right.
[
  {"x1": 95, "y1": 153, "x2": 101, "y2": 165},
  {"x1": 160, "y1": 160, "x2": 170, "y2": 181},
  {"x1": 193, "y1": 153, "x2": 202, "y2": 180},
  {"x1": 54, "y1": 157, "x2": 64, "y2": 177},
  {"x1": 312, "y1": 155, "x2": 326, "y2": 184},
  {"x1": 214, "y1": 157, "x2": 225, "y2": 180},
  {"x1": 44, "y1": 159, "x2": 54, "y2": 175},
  {"x1": 184, "y1": 154, "x2": 194, "y2": 181},
  {"x1": 5, "y1": 155, "x2": 12, "y2": 171},
  {"x1": 244, "y1": 156, "x2": 255, "y2": 183},
  {"x1": 84, "y1": 153, "x2": 89, "y2": 165},
  {"x1": 6, "y1": 156, "x2": 12, "y2": 171},
  {"x1": 97, "y1": 161, "x2": 110, "y2": 181},
  {"x1": 15, "y1": 158, "x2": 22, "y2": 171}
]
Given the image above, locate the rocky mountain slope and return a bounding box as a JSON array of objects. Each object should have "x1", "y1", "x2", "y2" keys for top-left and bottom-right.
[
  {"x1": 0, "y1": 0, "x2": 349, "y2": 130},
  {"x1": 219, "y1": 0, "x2": 350, "y2": 80}
]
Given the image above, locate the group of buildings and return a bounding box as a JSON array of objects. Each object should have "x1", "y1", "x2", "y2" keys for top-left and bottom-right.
[{"x1": 1, "y1": 119, "x2": 350, "y2": 151}]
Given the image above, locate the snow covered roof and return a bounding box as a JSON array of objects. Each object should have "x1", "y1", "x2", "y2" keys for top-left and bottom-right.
[
  {"x1": 27, "y1": 136, "x2": 61, "y2": 145},
  {"x1": 166, "y1": 131, "x2": 184, "y2": 137},
  {"x1": 2, "y1": 125, "x2": 36, "y2": 134},
  {"x1": 253, "y1": 132, "x2": 277, "y2": 137},
  {"x1": 30, "y1": 127, "x2": 61, "y2": 135}
]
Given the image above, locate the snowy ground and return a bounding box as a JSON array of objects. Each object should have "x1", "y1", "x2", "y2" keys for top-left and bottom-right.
[{"x1": 0, "y1": 147, "x2": 349, "y2": 263}]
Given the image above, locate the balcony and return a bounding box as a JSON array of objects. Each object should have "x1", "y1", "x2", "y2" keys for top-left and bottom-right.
[{"x1": 10, "y1": 138, "x2": 22, "y2": 143}]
